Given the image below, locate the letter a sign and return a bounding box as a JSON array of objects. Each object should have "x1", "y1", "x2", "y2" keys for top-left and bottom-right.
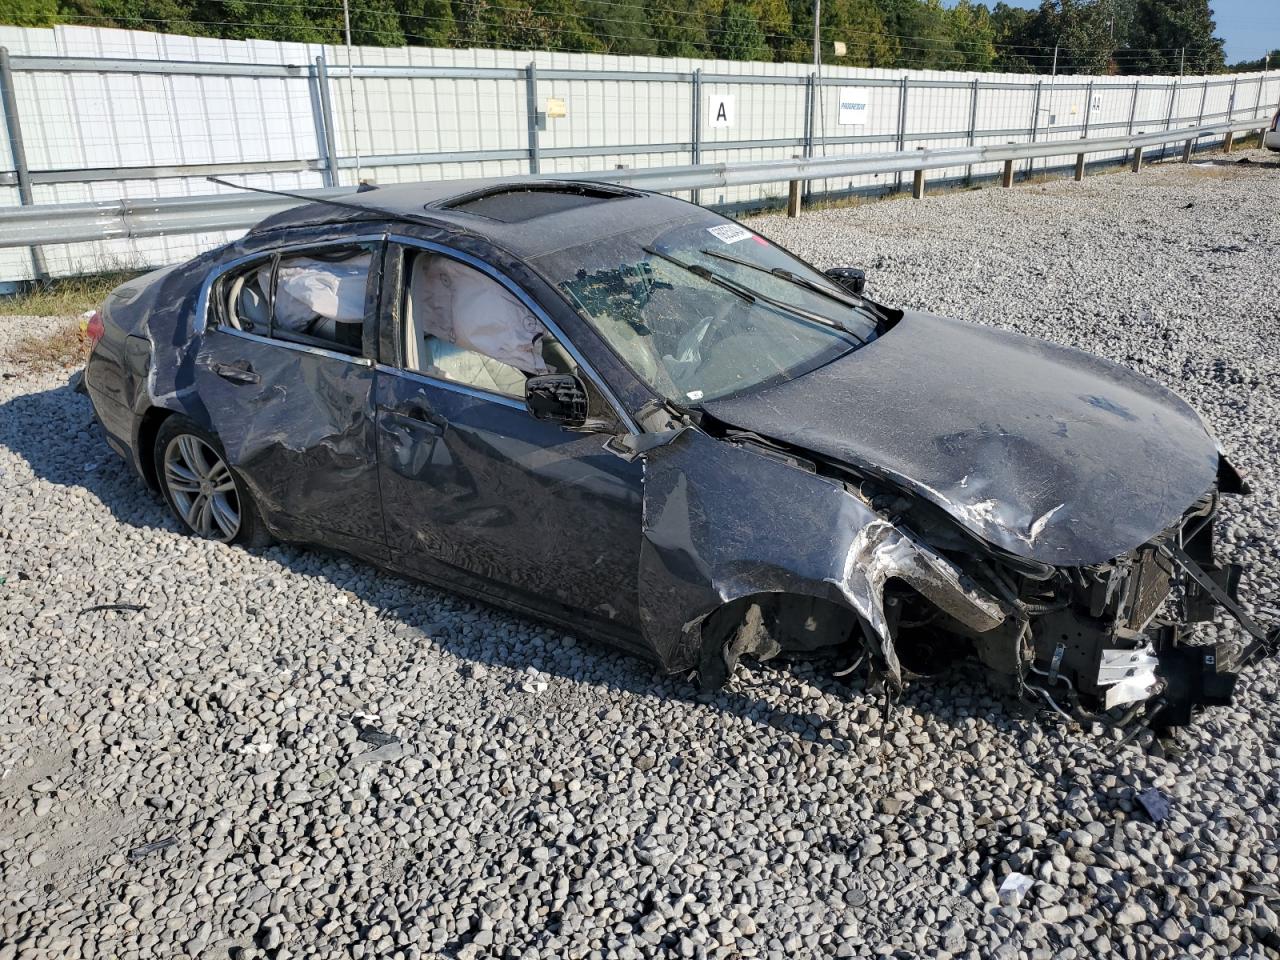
[{"x1": 708, "y1": 94, "x2": 734, "y2": 128}]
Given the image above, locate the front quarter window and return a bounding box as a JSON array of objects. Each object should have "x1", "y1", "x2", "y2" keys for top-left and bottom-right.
[
  {"x1": 399, "y1": 249, "x2": 578, "y2": 399},
  {"x1": 533, "y1": 217, "x2": 879, "y2": 405}
]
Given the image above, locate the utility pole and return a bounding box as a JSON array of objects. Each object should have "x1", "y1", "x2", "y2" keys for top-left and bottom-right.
[
  {"x1": 1179, "y1": 47, "x2": 1185, "y2": 77},
  {"x1": 813, "y1": 0, "x2": 821, "y2": 69},
  {"x1": 1036, "y1": 44, "x2": 1058, "y2": 177},
  {"x1": 343, "y1": 0, "x2": 361, "y2": 183}
]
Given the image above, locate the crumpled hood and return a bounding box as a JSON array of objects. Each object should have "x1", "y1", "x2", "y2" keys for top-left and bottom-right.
[{"x1": 701, "y1": 311, "x2": 1220, "y2": 566}]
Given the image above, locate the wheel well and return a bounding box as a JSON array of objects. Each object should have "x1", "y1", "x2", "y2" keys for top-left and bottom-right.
[
  {"x1": 136, "y1": 407, "x2": 174, "y2": 490},
  {"x1": 697, "y1": 591, "x2": 862, "y2": 688}
]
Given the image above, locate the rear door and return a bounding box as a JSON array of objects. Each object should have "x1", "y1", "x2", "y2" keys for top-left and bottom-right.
[
  {"x1": 373, "y1": 239, "x2": 645, "y2": 632},
  {"x1": 191, "y1": 235, "x2": 386, "y2": 553}
]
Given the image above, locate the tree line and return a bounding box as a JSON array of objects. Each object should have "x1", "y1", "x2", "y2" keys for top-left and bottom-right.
[{"x1": 3, "y1": 0, "x2": 1257, "y2": 75}]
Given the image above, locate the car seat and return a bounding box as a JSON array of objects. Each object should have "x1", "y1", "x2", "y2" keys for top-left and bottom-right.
[{"x1": 229, "y1": 274, "x2": 270, "y2": 332}]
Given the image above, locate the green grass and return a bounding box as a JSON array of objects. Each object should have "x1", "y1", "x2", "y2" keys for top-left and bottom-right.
[{"x1": 0, "y1": 270, "x2": 142, "y2": 319}]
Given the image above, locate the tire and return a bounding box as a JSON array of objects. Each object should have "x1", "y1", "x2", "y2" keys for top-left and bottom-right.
[{"x1": 153, "y1": 415, "x2": 272, "y2": 547}]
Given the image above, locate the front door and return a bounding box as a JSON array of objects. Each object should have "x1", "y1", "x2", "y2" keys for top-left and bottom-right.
[
  {"x1": 374, "y1": 242, "x2": 643, "y2": 630},
  {"x1": 191, "y1": 239, "x2": 385, "y2": 552}
]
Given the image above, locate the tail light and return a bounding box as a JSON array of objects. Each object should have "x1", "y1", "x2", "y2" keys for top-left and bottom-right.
[{"x1": 81, "y1": 309, "x2": 104, "y2": 345}]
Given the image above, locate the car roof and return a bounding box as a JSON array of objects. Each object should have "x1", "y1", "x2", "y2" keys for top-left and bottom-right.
[{"x1": 249, "y1": 177, "x2": 698, "y2": 259}]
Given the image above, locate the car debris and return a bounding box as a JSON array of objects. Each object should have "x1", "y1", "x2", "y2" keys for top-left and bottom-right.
[
  {"x1": 998, "y1": 872, "x2": 1034, "y2": 906},
  {"x1": 77, "y1": 602, "x2": 148, "y2": 616},
  {"x1": 77, "y1": 174, "x2": 1278, "y2": 738},
  {"x1": 346, "y1": 741, "x2": 405, "y2": 769},
  {"x1": 1135, "y1": 787, "x2": 1171, "y2": 824},
  {"x1": 127, "y1": 836, "x2": 178, "y2": 862},
  {"x1": 355, "y1": 724, "x2": 399, "y2": 748}
]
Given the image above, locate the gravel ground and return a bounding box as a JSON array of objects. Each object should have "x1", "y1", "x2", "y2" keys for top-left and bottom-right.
[{"x1": 3, "y1": 150, "x2": 1280, "y2": 960}]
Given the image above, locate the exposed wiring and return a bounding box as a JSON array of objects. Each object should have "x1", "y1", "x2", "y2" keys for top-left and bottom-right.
[
  {"x1": 833, "y1": 653, "x2": 866, "y2": 677},
  {"x1": 1026, "y1": 680, "x2": 1077, "y2": 724},
  {"x1": 1029, "y1": 661, "x2": 1076, "y2": 693}
]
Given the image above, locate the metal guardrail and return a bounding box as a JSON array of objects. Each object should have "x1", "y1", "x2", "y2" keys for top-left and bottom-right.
[
  {"x1": 592, "y1": 119, "x2": 1270, "y2": 191},
  {"x1": 1, "y1": 50, "x2": 1274, "y2": 193},
  {"x1": 1, "y1": 43, "x2": 1276, "y2": 279},
  {"x1": 0, "y1": 116, "x2": 1271, "y2": 249}
]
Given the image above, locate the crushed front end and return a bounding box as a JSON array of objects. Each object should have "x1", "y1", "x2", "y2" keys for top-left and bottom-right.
[{"x1": 883, "y1": 485, "x2": 1278, "y2": 731}]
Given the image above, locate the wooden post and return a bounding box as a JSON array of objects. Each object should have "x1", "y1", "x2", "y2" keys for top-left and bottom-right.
[
  {"x1": 912, "y1": 167, "x2": 925, "y2": 199},
  {"x1": 1074, "y1": 153, "x2": 1085, "y2": 181},
  {"x1": 787, "y1": 153, "x2": 802, "y2": 218},
  {"x1": 1223, "y1": 131, "x2": 1234, "y2": 153},
  {"x1": 1001, "y1": 158, "x2": 1014, "y2": 188},
  {"x1": 1130, "y1": 146, "x2": 1143, "y2": 172},
  {"x1": 787, "y1": 178, "x2": 802, "y2": 218}
]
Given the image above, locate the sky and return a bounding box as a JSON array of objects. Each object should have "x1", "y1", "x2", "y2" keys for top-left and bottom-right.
[
  {"x1": 1209, "y1": 0, "x2": 1280, "y2": 62},
  {"x1": 967, "y1": 0, "x2": 1278, "y2": 65}
]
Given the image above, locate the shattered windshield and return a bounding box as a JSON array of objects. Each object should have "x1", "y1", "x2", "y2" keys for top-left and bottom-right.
[{"x1": 532, "y1": 216, "x2": 880, "y2": 405}]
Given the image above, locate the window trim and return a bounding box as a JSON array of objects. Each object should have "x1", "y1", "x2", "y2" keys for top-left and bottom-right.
[
  {"x1": 217, "y1": 325, "x2": 373, "y2": 366},
  {"x1": 374, "y1": 363, "x2": 526, "y2": 412},
  {"x1": 387, "y1": 235, "x2": 639, "y2": 434},
  {"x1": 196, "y1": 234, "x2": 387, "y2": 370}
]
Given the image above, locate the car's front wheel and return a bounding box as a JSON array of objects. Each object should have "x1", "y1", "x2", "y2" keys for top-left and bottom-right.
[{"x1": 154, "y1": 416, "x2": 270, "y2": 546}]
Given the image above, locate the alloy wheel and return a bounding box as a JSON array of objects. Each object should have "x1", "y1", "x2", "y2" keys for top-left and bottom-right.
[{"x1": 162, "y1": 434, "x2": 241, "y2": 541}]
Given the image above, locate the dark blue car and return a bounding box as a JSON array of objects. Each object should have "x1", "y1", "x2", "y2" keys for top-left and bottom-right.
[{"x1": 81, "y1": 179, "x2": 1275, "y2": 731}]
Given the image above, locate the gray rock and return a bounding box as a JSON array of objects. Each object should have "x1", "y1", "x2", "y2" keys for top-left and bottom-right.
[{"x1": 1116, "y1": 904, "x2": 1146, "y2": 925}]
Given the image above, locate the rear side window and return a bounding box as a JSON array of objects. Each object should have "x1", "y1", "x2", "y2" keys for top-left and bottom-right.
[{"x1": 219, "y1": 243, "x2": 377, "y2": 355}]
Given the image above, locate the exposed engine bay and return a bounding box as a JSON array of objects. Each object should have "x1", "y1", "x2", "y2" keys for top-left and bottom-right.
[{"x1": 878, "y1": 484, "x2": 1266, "y2": 731}]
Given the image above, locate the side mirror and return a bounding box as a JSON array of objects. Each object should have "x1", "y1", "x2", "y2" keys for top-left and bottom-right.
[
  {"x1": 825, "y1": 266, "x2": 866, "y2": 296},
  {"x1": 525, "y1": 374, "x2": 588, "y2": 426}
]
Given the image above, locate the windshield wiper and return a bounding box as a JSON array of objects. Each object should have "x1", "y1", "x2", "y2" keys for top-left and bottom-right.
[
  {"x1": 642, "y1": 246, "x2": 866, "y2": 345},
  {"x1": 642, "y1": 245, "x2": 756, "y2": 305},
  {"x1": 699, "y1": 247, "x2": 863, "y2": 309}
]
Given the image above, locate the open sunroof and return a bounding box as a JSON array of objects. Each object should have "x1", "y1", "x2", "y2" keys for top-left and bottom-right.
[{"x1": 438, "y1": 183, "x2": 636, "y2": 223}]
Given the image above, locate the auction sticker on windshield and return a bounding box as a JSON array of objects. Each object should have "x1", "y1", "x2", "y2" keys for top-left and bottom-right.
[{"x1": 707, "y1": 224, "x2": 752, "y2": 244}]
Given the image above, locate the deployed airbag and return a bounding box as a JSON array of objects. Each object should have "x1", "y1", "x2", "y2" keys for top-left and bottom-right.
[
  {"x1": 409, "y1": 255, "x2": 549, "y2": 375},
  {"x1": 268, "y1": 254, "x2": 371, "y2": 340}
]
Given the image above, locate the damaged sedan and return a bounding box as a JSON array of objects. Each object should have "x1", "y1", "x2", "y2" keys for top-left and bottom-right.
[{"x1": 80, "y1": 178, "x2": 1276, "y2": 731}]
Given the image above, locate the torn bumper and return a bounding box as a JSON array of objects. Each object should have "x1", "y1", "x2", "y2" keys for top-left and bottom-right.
[
  {"x1": 846, "y1": 492, "x2": 1277, "y2": 730},
  {"x1": 1145, "y1": 543, "x2": 1278, "y2": 727},
  {"x1": 1022, "y1": 525, "x2": 1277, "y2": 729}
]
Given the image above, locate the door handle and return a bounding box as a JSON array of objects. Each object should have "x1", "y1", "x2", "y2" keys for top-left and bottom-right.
[
  {"x1": 383, "y1": 403, "x2": 447, "y2": 431},
  {"x1": 402, "y1": 404, "x2": 448, "y2": 427},
  {"x1": 212, "y1": 361, "x2": 260, "y2": 385}
]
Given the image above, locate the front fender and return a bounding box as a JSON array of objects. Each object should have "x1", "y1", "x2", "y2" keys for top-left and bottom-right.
[{"x1": 637, "y1": 429, "x2": 1008, "y2": 686}]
